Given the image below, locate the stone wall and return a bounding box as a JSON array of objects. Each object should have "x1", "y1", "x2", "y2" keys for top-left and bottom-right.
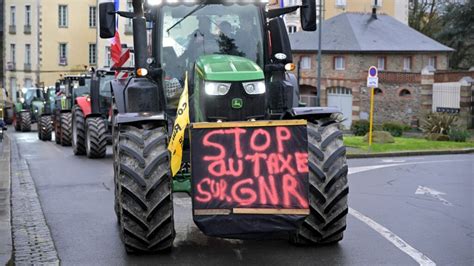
[{"x1": 359, "y1": 83, "x2": 423, "y2": 126}]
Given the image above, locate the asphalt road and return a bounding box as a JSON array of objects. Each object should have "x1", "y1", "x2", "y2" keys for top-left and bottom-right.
[{"x1": 9, "y1": 128, "x2": 474, "y2": 265}]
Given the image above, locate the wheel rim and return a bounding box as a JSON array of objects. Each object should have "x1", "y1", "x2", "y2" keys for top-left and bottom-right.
[
  {"x1": 86, "y1": 126, "x2": 91, "y2": 155},
  {"x1": 72, "y1": 116, "x2": 77, "y2": 148}
]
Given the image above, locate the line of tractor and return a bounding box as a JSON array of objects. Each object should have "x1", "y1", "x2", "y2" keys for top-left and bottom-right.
[{"x1": 5, "y1": 68, "x2": 115, "y2": 159}]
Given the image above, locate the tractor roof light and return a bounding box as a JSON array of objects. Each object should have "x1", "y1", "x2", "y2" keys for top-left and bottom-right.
[
  {"x1": 137, "y1": 68, "x2": 149, "y2": 77},
  {"x1": 148, "y1": 0, "x2": 163, "y2": 5}
]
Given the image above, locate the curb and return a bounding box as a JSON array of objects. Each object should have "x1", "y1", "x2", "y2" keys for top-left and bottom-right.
[
  {"x1": 0, "y1": 133, "x2": 12, "y2": 265},
  {"x1": 347, "y1": 148, "x2": 474, "y2": 159}
]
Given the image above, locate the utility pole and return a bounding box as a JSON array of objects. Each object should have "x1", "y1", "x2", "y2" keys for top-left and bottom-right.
[{"x1": 316, "y1": 0, "x2": 323, "y2": 106}]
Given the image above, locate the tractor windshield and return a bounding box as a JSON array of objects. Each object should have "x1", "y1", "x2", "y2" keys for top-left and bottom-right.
[
  {"x1": 161, "y1": 4, "x2": 264, "y2": 83},
  {"x1": 24, "y1": 89, "x2": 43, "y2": 104}
]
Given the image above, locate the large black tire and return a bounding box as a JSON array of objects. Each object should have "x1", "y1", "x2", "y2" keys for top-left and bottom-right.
[
  {"x1": 54, "y1": 114, "x2": 61, "y2": 144},
  {"x1": 38, "y1": 118, "x2": 43, "y2": 140},
  {"x1": 20, "y1": 112, "x2": 31, "y2": 132},
  {"x1": 116, "y1": 124, "x2": 175, "y2": 253},
  {"x1": 291, "y1": 120, "x2": 348, "y2": 245},
  {"x1": 111, "y1": 106, "x2": 120, "y2": 221},
  {"x1": 40, "y1": 116, "x2": 53, "y2": 141},
  {"x1": 72, "y1": 106, "x2": 86, "y2": 155},
  {"x1": 60, "y1": 112, "x2": 72, "y2": 146},
  {"x1": 85, "y1": 117, "x2": 107, "y2": 158}
]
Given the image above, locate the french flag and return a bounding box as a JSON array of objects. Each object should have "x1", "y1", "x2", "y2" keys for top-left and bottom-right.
[{"x1": 107, "y1": 0, "x2": 130, "y2": 78}]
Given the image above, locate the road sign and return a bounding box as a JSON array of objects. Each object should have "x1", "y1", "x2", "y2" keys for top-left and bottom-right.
[
  {"x1": 367, "y1": 77, "x2": 379, "y2": 88},
  {"x1": 367, "y1": 66, "x2": 379, "y2": 87}
]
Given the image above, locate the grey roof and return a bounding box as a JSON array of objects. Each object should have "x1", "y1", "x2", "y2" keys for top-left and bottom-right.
[{"x1": 289, "y1": 13, "x2": 454, "y2": 53}]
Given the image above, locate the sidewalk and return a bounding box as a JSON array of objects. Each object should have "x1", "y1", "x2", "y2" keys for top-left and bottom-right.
[
  {"x1": 347, "y1": 148, "x2": 474, "y2": 158},
  {"x1": 0, "y1": 134, "x2": 12, "y2": 265}
]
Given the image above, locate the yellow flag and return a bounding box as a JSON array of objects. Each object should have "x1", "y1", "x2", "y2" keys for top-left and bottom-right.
[{"x1": 168, "y1": 72, "x2": 190, "y2": 176}]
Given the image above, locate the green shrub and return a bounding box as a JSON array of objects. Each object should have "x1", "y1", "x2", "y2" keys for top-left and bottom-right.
[
  {"x1": 448, "y1": 128, "x2": 471, "y2": 142},
  {"x1": 382, "y1": 122, "x2": 406, "y2": 137},
  {"x1": 363, "y1": 131, "x2": 395, "y2": 143},
  {"x1": 351, "y1": 120, "x2": 370, "y2": 136},
  {"x1": 425, "y1": 133, "x2": 450, "y2": 141},
  {"x1": 420, "y1": 112, "x2": 458, "y2": 135}
]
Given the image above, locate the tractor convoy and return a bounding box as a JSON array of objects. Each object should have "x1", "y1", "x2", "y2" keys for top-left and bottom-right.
[{"x1": 3, "y1": 0, "x2": 349, "y2": 255}]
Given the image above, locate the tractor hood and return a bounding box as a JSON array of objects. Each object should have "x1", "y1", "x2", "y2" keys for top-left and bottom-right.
[{"x1": 195, "y1": 55, "x2": 264, "y2": 82}]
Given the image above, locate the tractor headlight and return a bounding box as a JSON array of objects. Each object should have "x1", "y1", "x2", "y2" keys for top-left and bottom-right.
[
  {"x1": 19, "y1": 97, "x2": 25, "y2": 103},
  {"x1": 204, "y1": 82, "x2": 231, "y2": 96},
  {"x1": 243, "y1": 81, "x2": 266, "y2": 95}
]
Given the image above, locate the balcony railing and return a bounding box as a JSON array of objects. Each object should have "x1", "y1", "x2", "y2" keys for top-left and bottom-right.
[
  {"x1": 24, "y1": 25, "x2": 31, "y2": 34},
  {"x1": 9, "y1": 25, "x2": 16, "y2": 34},
  {"x1": 7, "y1": 62, "x2": 16, "y2": 71},
  {"x1": 59, "y1": 57, "x2": 68, "y2": 66}
]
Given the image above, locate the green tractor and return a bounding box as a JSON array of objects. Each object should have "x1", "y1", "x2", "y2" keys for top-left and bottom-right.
[
  {"x1": 100, "y1": 0, "x2": 348, "y2": 253},
  {"x1": 13, "y1": 87, "x2": 46, "y2": 132},
  {"x1": 53, "y1": 75, "x2": 91, "y2": 146},
  {"x1": 37, "y1": 86, "x2": 57, "y2": 141}
]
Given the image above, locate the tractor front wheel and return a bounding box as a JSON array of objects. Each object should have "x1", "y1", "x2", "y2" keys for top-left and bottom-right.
[
  {"x1": 60, "y1": 112, "x2": 72, "y2": 146},
  {"x1": 116, "y1": 124, "x2": 175, "y2": 253},
  {"x1": 40, "y1": 116, "x2": 53, "y2": 141},
  {"x1": 290, "y1": 120, "x2": 348, "y2": 245},
  {"x1": 85, "y1": 117, "x2": 107, "y2": 158},
  {"x1": 20, "y1": 112, "x2": 31, "y2": 132},
  {"x1": 72, "y1": 106, "x2": 86, "y2": 155}
]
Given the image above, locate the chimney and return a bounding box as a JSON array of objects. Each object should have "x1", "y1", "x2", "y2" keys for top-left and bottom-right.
[{"x1": 372, "y1": 0, "x2": 378, "y2": 19}]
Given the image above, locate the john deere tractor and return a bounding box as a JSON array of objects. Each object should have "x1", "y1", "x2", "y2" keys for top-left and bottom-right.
[
  {"x1": 13, "y1": 87, "x2": 45, "y2": 132},
  {"x1": 37, "y1": 86, "x2": 57, "y2": 141},
  {"x1": 53, "y1": 75, "x2": 90, "y2": 146},
  {"x1": 100, "y1": 0, "x2": 348, "y2": 253},
  {"x1": 72, "y1": 69, "x2": 114, "y2": 158}
]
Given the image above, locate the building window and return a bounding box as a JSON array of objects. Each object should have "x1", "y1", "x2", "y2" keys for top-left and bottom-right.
[
  {"x1": 403, "y1": 56, "x2": 412, "y2": 71},
  {"x1": 336, "y1": 0, "x2": 346, "y2": 7},
  {"x1": 25, "y1": 44, "x2": 31, "y2": 65},
  {"x1": 127, "y1": 1, "x2": 133, "y2": 26},
  {"x1": 300, "y1": 56, "x2": 311, "y2": 70},
  {"x1": 9, "y1": 78, "x2": 17, "y2": 95},
  {"x1": 288, "y1": 25, "x2": 297, "y2": 34},
  {"x1": 25, "y1": 5, "x2": 31, "y2": 26},
  {"x1": 105, "y1": 46, "x2": 111, "y2": 67},
  {"x1": 89, "y1": 44, "x2": 97, "y2": 65},
  {"x1": 373, "y1": 0, "x2": 383, "y2": 7},
  {"x1": 377, "y1": 56, "x2": 385, "y2": 71},
  {"x1": 428, "y1": 56, "x2": 437, "y2": 69},
  {"x1": 58, "y1": 5, "x2": 68, "y2": 27},
  {"x1": 10, "y1": 6, "x2": 16, "y2": 26},
  {"x1": 374, "y1": 88, "x2": 383, "y2": 95},
  {"x1": 24, "y1": 79, "x2": 33, "y2": 89},
  {"x1": 59, "y1": 43, "x2": 68, "y2": 65},
  {"x1": 10, "y1": 44, "x2": 16, "y2": 64},
  {"x1": 300, "y1": 94, "x2": 318, "y2": 107},
  {"x1": 334, "y1": 56, "x2": 345, "y2": 70},
  {"x1": 89, "y1": 6, "x2": 97, "y2": 27},
  {"x1": 399, "y1": 89, "x2": 411, "y2": 97}
]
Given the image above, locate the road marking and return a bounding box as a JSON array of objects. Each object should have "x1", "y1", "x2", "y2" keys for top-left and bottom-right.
[
  {"x1": 415, "y1": 186, "x2": 452, "y2": 206},
  {"x1": 349, "y1": 207, "x2": 436, "y2": 266},
  {"x1": 382, "y1": 159, "x2": 406, "y2": 163},
  {"x1": 349, "y1": 159, "x2": 472, "y2": 175}
]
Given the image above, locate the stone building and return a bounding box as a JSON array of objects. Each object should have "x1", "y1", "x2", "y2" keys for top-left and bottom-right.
[
  {"x1": 3, "y1": 0, "x2": 96, "y2": 101},
  {"x1": 289, "y1": 12, "x2": 458, "y2": 129},
  {"x1": 269, "y1": 0, "x2": 408, "y2": 34}
]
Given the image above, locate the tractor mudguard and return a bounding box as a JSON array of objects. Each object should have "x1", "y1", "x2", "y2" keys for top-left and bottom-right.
[
  {"x1": 75, "y1": 96, "x2": 92, "y2": 117},
  {"x1": 284, "y1": 106, "x2": 341, "y2": 120},
  {"x1": 115, "y1": 112, "x2": 167, "y2": 125}
]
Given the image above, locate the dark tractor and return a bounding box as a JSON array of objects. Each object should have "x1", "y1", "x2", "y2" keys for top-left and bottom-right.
[
  {"x1": 37, "y1": 87, "x2": 57, "y2": 141},
  {"x1": 72, "y1": 69, "x2": 115, "y2": 158},
  {"x1": 100, "y1": 0, "x2": 348, "y2": 253},
  {"x1": 53, "y1": 75, "x2": 90, "y2": 146},
  {"x1": 13, "y1": 87, "x2": 46, "y2": 132}
]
